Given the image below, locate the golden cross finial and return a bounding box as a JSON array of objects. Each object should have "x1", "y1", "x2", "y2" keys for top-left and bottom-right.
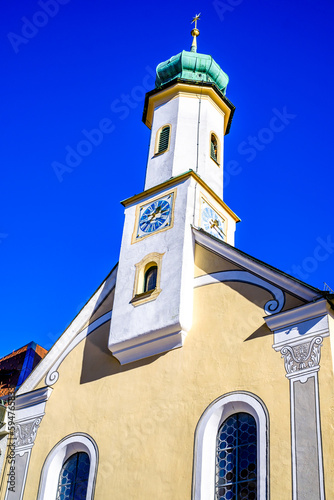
[
  {"x1": 190, "y1": 13, "x2": 201, "y2": 52},
  {"x1": 191, "y1": 13, "x2": 201, "y2": 29}
]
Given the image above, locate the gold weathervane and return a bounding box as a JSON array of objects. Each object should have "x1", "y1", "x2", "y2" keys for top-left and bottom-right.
[{"x1": 190, "y1": 13, "x2": 201, "y2": 52}]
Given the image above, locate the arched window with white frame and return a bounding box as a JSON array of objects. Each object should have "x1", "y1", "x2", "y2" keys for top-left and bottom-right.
[
  {"x1": 192, "y1": 392, "x2": 269, "y2": 500},
  {"x1": 37, "y1": 433, "x2": 98, "y2": 500}
]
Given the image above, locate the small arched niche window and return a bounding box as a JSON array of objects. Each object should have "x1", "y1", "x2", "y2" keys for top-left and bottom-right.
[
  {"x1": 56, "y1": 452, "x2": 90, "y2": 500},
  {"x1": 216, "y1": 413, "x2": 257, "y2": 500},
  {"x1": 144, "y1": 265, "x2": 157, "y2": 292},
  {"x1": 210, "y1": 133, "x2": 220, "y2": 164},
  {"x1": 155, "y1": 125, "x2": 171, "y2": 155},
  {"x1": 132, "y1": 253, "x2": 164, "y2": 306}
]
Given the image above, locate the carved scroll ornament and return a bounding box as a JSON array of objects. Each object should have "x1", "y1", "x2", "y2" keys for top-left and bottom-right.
[{"x1": 280, "y1": 336, "x2": 323, "y2": 375}]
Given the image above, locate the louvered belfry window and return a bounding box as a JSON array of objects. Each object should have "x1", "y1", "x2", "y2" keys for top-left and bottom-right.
[
  {"x1": 56, "y1": 452, "x2": 90, "y2": 500},
  {"x1": 216, "y1": 412, "x2": 257, "y2": 500},
  {"x1": 157, "y1": 125, "x2": 170, "y2": 154}
]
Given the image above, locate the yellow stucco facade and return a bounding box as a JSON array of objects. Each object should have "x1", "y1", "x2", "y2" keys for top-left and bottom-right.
[{"x1": 1, "y1": 244, "x2": 332, "y2": 499}]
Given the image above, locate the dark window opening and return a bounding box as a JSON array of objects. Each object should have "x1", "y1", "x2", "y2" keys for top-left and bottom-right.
[
  {"x1": 157, "y1": 126, "x2": 170, "y2": 154},
  {"x1": 56, "y1": 452, "x2": 89, "y2": 500},
  {"x1": 216, "y1": 412, "x2": 257, "y2": 500},
  {"x1": 144, "y1": 266, "x2": 157, "y2": 292},
  {"x1": 211, "y1": 134, "x2": 218, "y2": 162}
]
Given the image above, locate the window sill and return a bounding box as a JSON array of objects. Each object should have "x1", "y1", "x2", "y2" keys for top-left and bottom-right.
[
  {"x1": 153, "y1": 149, "x2": 169, "y2": 157},
  {"x1": 130, "y1": 287, "x2": 162, "y2": 307},
  {"x1": 210, "y1": 156, "x2": 220, "y2": 167}
]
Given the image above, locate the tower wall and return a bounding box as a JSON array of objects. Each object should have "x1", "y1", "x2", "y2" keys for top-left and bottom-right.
[{"x1": 144, "y1": 92, "x2": 225, "y2": 199}]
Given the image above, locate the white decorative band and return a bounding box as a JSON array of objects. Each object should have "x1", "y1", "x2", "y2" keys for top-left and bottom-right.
[
  {"x1": 194, "y1": 270, "x2": 285, "y2": 315},
  {"x1": 45, "y1": 311, "x2": 112, "y2": 386}
]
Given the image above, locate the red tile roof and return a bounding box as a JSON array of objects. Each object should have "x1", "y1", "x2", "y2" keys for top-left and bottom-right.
[{"x1": 0, "y1": 342, "x2": 47, "y2": 397}]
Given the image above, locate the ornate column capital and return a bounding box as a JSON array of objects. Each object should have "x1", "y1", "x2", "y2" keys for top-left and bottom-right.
[
  {"x1": 266, "y1": 299, "x2": 330, "y2": 381},
  {"x1": 279, "y1": 336, "x2": 323, "y2": 381},
  {"x1": 14, "y1": 417, "x2": 42, "y2": 451}
]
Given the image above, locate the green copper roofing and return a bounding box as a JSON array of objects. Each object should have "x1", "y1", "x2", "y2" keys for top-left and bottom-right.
[{"x1": 155, "y1": 50, "x2": 229, "y2": 95}]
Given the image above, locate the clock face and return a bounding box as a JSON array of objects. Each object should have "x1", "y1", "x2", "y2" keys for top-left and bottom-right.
[
  {"x1": 136, "y1": 193, "x2": 174, "y2": 240},
  {"x1": 201, "y1": 201, "x2": 226, "y2": 241}
]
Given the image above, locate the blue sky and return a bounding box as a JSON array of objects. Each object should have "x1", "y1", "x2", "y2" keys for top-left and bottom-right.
[{"x1": 1, "y1": 0, "x2": 333, "y2": 357}]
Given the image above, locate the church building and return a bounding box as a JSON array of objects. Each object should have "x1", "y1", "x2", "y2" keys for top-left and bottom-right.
[{"x1": 0, "y1": 20, "x2": 333, "y2": 500}]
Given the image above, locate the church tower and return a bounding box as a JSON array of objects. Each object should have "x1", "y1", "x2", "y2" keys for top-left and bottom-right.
[
  {"x1": 6, "y1": 18, "x2": 333, "y2": 500},
  {"x1": 108, "y1": 19, "x2": 240, "y2": 364}
]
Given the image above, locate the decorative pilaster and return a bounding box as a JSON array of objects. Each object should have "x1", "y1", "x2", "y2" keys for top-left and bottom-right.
[
  {"x1": 4, "y1": 387, "x2": 52, "y2": 500},
  {"x1": 266, "y1": 299, "x2": 329, "y2": 500}
]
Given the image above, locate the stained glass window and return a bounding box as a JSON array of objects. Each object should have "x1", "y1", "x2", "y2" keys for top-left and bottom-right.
[
  {"x1": 56, "y1": 452, "x2": 90, "y2": 500},
  {"x1": 216, "y1": 413, "x2": 257, "y2": 500}
]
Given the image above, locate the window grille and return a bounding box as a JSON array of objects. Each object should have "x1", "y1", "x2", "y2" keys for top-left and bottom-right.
[
  {"x1": 56, "y1": 452, "x2": 90, "y2": 500},
  {"x1": 216, "y1": 413, "x2": 257, "y2": 500},
  {"x1": 211, "y1": 134, "x2": 218, "y2": 162},
  {"x1": 157, "y1": 126, "x2": 170, "y2": 154},
  {"x1": 144, "y1": 265, "x2": 157, "y2": 292}
]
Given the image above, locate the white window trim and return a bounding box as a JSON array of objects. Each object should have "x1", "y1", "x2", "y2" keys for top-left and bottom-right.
[
  {"x1": 37, "y1": 433, "x2": 98, "y2": 500},
  {"x1": 192, "y1": 391, "x2": 269, "y2": 500}
]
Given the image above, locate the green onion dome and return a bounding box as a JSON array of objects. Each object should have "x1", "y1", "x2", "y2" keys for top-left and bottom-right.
[{"x1": 155, "y1": 50, "x2": 229, "y2": 95}]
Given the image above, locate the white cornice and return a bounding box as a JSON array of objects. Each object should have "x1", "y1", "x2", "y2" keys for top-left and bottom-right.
[
  {"x1": 122, "y1": 171, "x2": 240, "y2": 222},
  {"x1": 109, "y1": 325, "x2": 186, "y2": 365},
  {"x1": 265, "y1": 299, "x2": 329, "y2": 332},
  {"x1": 193, "y1": 228, "x2": 321, "y2": 302},
  {"x1": 17, "y1": 267, "x2": 117, "y2": 395},
  {"x1": 143, "y1": 82, "x2": 233, "y2": 135},
  {"x1": 14, "y1": 386, "x2": 53, "y2": 411}
]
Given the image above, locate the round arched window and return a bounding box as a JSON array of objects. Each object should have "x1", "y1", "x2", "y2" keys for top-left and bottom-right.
[
  {"x1": 216, "y1": 412, "x2": 257, "y2": 500},
  {"x1": 156, "y1": 125, "x2": 170, "y2": 154},
  {"x1": 144, "y1": 266, "x2": 157, "y2": 292},
  {"x1": 211, "y1": 133, "x2": 219, "y2": 163},
  {"x1": 56, "y1": 452, "x2": 90, "y2": 500}
]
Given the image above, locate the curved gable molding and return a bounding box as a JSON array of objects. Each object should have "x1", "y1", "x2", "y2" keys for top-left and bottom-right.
[
  {"x1": 45, "y1": 311, "x2": 111, "y2": 386},
  {"x1": 17, "y1": 267, "x2": 117, "y2": 396},
  {"x1": 194, "y1": 270, "x2": 285, "y2": 314},
  {"x1": 37, "y1": 433, "x2": 98, "y2": 500},
  {"x1": 192, "y1": 391, "x2": 269, "y2": 500},
  {"x1": 193, "y1": 227, "x2": 321, "y2": 302}
]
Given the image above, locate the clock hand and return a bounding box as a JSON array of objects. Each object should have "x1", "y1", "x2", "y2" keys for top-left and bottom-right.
[
  {"x1": 209, "y1": 218, "x2": 219, "y2": 229},
  {"x1": 210, "y1": 219, "x2": 225, "y2": 239},
  {"x1": 148, "y1": 206, "x2": 162, "y2": 221}
]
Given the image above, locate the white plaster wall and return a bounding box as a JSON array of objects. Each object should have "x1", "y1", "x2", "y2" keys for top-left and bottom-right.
[
  {"x1": 109, "y1": 88, "x2": 233, "y2": 360},
  {"x1": 109, "y1": 177, "x2": 195, "y2": 350},
  {"x1": 172, "y1": 96, "x2": 199, "y2": 177},
  {"x1": 194, "y1": 98, "x2": 225, "y2": 198},
  {"x1": 144, "y1": 97, "x2": 180, "y2": 190},
  {"x1": 144, "y1": 94, "x2": 225, "y2": 199}
]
